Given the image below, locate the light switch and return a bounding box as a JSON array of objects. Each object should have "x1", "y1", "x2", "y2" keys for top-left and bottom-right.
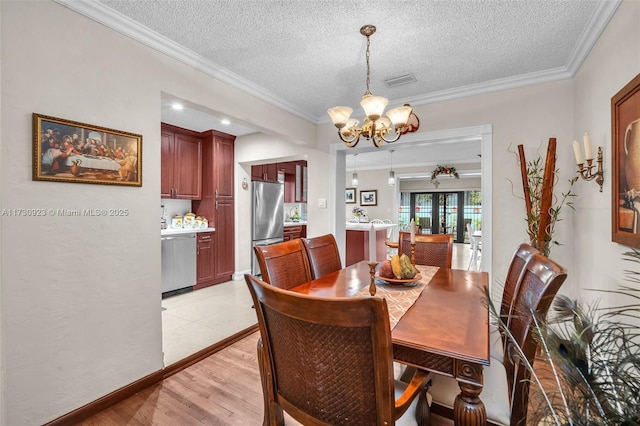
[{"x1": 318, "y1": 198, "x2": 327, "y2": 208}]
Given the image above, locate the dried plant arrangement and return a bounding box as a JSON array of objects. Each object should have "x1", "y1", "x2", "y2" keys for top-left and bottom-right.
[{"x1": 511, "y1": 139, "x2": 577, "y2": 256}]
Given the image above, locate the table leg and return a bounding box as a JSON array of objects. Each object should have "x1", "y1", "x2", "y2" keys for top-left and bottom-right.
[
  {"x1": 453, "y1": 381, "x2": 486, "y2": 426},
  {"x1": 415, "y1": 383, "x2": 432, "y2": 426}
]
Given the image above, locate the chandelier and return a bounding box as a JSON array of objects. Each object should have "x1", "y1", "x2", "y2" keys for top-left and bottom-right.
[{"x1": 327, "y1": 25, "x2": 415, "y2": 148}]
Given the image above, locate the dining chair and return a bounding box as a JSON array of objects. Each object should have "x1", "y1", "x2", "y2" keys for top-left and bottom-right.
[
  {"x1": 254, "y1": 239, "x2": 312, "y2": 290},
  {"x1": 429, "y1": 252, "x2": 567, "y2": 426},
  {"x1": 398, "y1": 232, "x2": 453, "y2": 268},
  {"x1": 491, "y1": 243, "x2": 540, "y2": 362},
  {"x1": 466, "y1": 223, "x2": 482, "y2": 271},
  {"x1": 302, "y1": 233, "x2": 342, "y2": 279},
  {"x1": 244, "y1": 273, "x2": 432, "y2": 426}
]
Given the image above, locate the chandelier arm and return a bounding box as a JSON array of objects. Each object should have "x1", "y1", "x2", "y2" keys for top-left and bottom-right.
[
  {"x1": 338, "y1": 130, "x2": 361, "y2": 148},
  {"x1": 379, "y1": 130, "x2": 402, "y2": 143}
]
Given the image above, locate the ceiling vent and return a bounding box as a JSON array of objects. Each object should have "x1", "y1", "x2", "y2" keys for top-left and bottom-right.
[{"x1": 384, "y1": 73, "x2": 417, "y2": 88}]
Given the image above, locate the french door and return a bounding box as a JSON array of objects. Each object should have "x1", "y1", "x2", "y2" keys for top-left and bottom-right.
[{"x1": 399, "y1": 190, "x2": 482, "y2": 243}]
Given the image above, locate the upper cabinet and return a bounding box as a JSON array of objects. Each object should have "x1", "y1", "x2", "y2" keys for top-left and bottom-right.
[
  {"x1": 279, "y1": 160, "x2": 307, "y2": 203},
  {"x1": 251, "y1": 163, "x2": 279, "y2": 183},
  {"x1": 161, "y1": 123, "x2": 202, "y2": 200},
  {"x1": 194, "y1": 130, "x2": 236, "y2": 285}
]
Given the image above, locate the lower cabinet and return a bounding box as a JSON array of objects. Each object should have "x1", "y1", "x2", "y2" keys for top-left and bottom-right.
[
  {"x1": 195, "y1": 232, "x2": 215, "y2": 289},
  {"x1": 283, "y1": 225, "x2": 307, "y2": 241}
]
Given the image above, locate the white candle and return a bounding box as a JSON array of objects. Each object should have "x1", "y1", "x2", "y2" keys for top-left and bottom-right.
[
  {"x1": 583, "y1": 131, "x2": 593, "y2": 160},
  {"x1": 573, "y1": 140, "x2": 584, "y2": 165},
  {"x1": 410, "y1": 218, "x2": 415, "y2": 243}
]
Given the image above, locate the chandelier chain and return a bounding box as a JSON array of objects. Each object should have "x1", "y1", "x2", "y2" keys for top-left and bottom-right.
[{"x1": 365, "y1": 34, "x2": 371, "y2": 96}]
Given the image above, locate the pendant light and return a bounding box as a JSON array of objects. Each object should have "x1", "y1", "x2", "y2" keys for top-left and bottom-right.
[
  {"x1": 388, "y1": 150, "x2": 396, "y2": 186},
  {"x1": 352, "y1": 153, "x2": 359, "y2": 187}
]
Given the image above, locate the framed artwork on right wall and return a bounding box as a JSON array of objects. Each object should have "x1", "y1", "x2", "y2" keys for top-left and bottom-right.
[{"x1": 612, "y1": 72, "x2": 640, "y2": 248}]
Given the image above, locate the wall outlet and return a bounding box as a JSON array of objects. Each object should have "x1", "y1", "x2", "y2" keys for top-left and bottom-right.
[{"x1": 318, "y1": 198, "x2": 327, "y2": 208}]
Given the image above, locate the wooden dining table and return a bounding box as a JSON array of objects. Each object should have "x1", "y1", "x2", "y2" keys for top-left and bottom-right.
[{"x1": 291, "y1": 260, "x2": 490, "y2": 426}]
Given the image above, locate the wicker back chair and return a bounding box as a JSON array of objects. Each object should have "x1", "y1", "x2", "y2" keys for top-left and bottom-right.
[
  {"x1": 245, "y1": 274, "x2": 430, "y2": 426},
  {"x1": 398, "y1": 232, "x2": 453, "y2": 268},
  {"x1": 501, "y1": 243, "x2": 540, "y2": 331},
  {"x1": 302, "y1": 234, "x2": 342, "y2": 280},
  {"x1": 502, "y1": 252, "x2": 567, "y2": 422},
  {"x1": 429, "y1": 252, "x2": 567, "y2": 425},
  {"x1": 490, "y1": 243, "x2": 541, "y2": 362},
  {"x1": 254, "y1": 239, "x2": 312, "y2": 290}
]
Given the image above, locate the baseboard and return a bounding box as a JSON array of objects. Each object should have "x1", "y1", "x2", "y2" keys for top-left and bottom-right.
[
  {"x1": 163, "y1": 324, "x2": 258, "y2": 378},
  {"x1": 46, "y1": 324, "x2": 259, "y2": 425},
  {"x1": 44, "y1": 369, "x2": 164, "y2": 426},
  {"x1": 233, "y1": 269, "x2": 251, "y2": 281}
]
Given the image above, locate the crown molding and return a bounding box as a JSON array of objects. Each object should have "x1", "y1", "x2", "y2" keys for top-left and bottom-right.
[
  {"x1": 565, "y1": 0, "x2": 622, "y2": 75},
  {"x1": 53, "y1": 0, "x2": 318, "y2": 124},
  {"x1": 56, "y1": 0, "x2": 621, "y2": 127}
]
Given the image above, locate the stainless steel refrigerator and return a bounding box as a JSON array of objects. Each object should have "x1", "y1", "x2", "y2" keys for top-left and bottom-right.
[{"x1": 251, "y1": 180, "x2": 284, "y2": 275}]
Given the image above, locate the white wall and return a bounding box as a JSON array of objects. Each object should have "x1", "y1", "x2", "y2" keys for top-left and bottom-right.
[
  {"x1": 322, "y1": 78, "x2": 576, "y2": 293},
  {"x1": 0, "y1": 2, "x2": 315, "y2": 424},
  {"x1": 572, "y1": 0, "x2": 640, "y2": 307},
  {"x1": 234, "y1": 133, "x2": 330, "y2": 275},
  {"x1": 1, "y1": 0, "x2": 638, "y2": 424}
]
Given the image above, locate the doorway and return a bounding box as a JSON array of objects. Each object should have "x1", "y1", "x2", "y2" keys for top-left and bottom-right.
[{"x1": 400, "y1": 191, "x2": 481, "y2": 243}]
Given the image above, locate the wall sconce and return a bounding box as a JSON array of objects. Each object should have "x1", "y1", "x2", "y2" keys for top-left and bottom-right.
[
  {"x1": 241, "y1": 177, "x2": 248, "y2": 190},
  {"x1": 573, "y1": 132, "x2": 604, "y2": 192}
]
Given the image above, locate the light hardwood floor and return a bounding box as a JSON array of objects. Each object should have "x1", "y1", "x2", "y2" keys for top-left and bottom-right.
[
  {"x1": 81, "y1": 245, "x2": 476, "y2": 425},
  {"x1": 80, "y1": 331, "x2": 455, "y2": 426}
]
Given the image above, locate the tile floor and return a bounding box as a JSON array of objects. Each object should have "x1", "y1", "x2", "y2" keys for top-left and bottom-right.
[
  {"x1": 161, "y1": 242, "x2": 477, "y2": 365},
  {"x1": 162, "y1": 279, "x2": 257, "y2": 365}
]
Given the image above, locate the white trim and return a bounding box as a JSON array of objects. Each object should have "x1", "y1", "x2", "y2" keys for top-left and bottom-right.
[
  {"x1": 331, "y1": 125, "x2": 492, "y2": 278},
  {"x1": 53, "y1": 0, "x2": 317, "y2": 124},
  {"x1": 54, "y1": 0, "x2": 620, "y2": 126}
]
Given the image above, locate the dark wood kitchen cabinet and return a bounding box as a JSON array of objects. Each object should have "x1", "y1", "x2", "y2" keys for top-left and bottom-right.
[
  {"x1": 282, "y1": 160, "x2": 307, "y2": 203},
  {"x1": 195, "y1": 232, "x2": 215, "y2": 289},
  {"x1": 193, "y1": 129, "x2": 236, "y2": 286},
  {"x1": 251, "y1": 163, "x2": 279, "y2": 183},
  {"x1": 161, "y1": 123, "x2": 202, "y2": 200},
  {"x1": 283, "y1": 224, "x2": 306, "y2": 241}
]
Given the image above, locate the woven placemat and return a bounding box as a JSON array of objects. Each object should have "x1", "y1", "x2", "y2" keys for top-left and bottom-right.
[{"x1": 357, "y1": 266, "x2": 439, "y2": 329}]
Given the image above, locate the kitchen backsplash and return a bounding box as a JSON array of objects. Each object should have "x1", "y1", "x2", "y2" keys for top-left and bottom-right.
[
  {"x1": 284, "y1": 202, "x2": 306, "y2": 221},
  {"x1": 162, "y1": 198, "x2": 193, "y2": 222}
]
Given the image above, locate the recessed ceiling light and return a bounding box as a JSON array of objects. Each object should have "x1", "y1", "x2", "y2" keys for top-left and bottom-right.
[
  {"x1": 171, "y1": 103, "x2": 184, "y2": 110},
  {"x1": 221, "y1": 119, "x2": 231, "y2": 125}
]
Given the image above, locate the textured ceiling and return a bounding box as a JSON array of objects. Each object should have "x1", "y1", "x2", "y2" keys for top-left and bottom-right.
[{"x1": 57, "y1": 0, "x2": 620, "y2": 170}]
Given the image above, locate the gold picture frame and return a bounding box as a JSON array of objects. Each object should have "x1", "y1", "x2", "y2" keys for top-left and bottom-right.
[
  {"x1": 33, "y1": 113, "x2": 142, "y2": 187},
  {"x1": 612, "y1": 73, "x2": 640, "y2": 247}
]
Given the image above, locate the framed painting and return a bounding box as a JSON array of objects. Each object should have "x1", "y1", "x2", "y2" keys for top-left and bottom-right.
[
  {"x1": 612, "y1": 73, "x2": 640, "y2": 247},
  {"x1": 33, "y1": 113, "x2": 142, "y2": 186},
  {"x1": 345, "y1": 188, "x2": 356, "y2": 204},
  {"x1": 360, "y1": 189, "x2": 377, "y2": 206}
]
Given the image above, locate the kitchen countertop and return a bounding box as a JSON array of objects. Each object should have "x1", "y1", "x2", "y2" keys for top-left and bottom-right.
[
  {"x1": 345, "y1": 223, "x2": 396, "y2": 231},
  {"x1": 284, "y1": 221, "x2": 307, "y2": 226},
  {"x1": 161, "y1": 227, "x2": 215, "y2": 237}
]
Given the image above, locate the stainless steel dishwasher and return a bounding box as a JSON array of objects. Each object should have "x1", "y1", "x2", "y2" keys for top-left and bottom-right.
[{"x1": 161, "y1": 233, "x2": 197, "y2": 297}]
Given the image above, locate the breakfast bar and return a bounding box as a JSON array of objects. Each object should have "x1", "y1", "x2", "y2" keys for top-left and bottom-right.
[{"x1": 345, "y1": 222, "x2": 396, "y2": 265}]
